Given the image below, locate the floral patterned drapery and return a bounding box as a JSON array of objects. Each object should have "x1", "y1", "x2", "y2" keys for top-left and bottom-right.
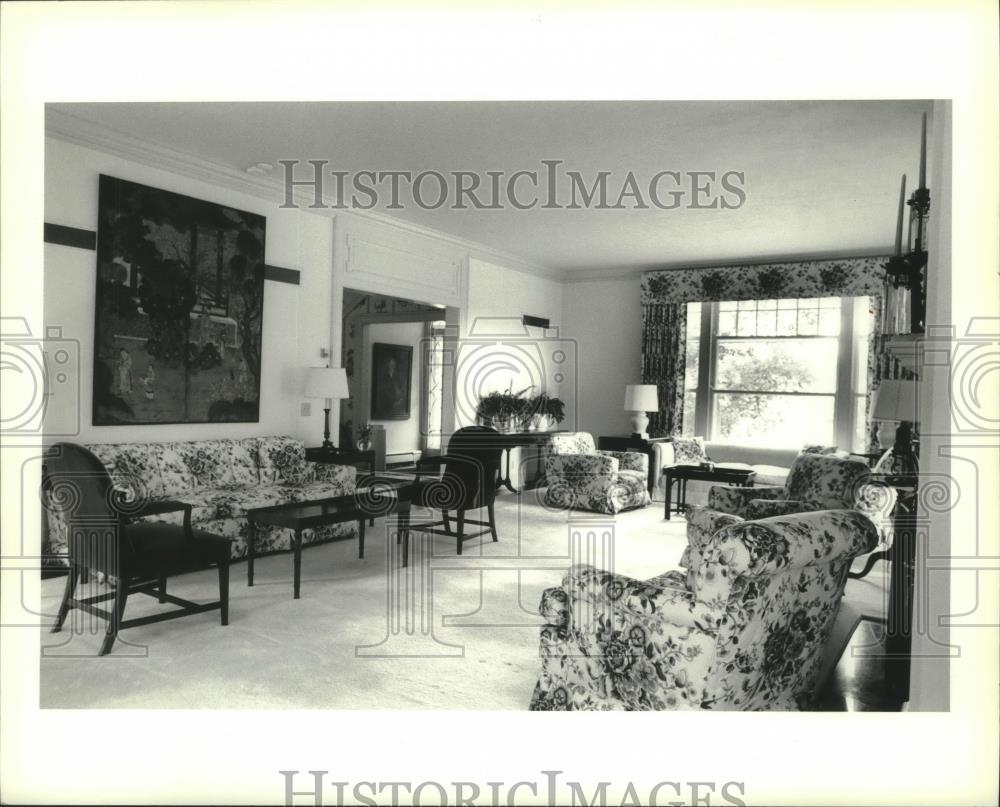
[
  {"x1": 639, "y1": 256, "x2": 892, "y2": 440},
  {"x1": 640, "y1": 303, "x2": 687, "y2": 436}
]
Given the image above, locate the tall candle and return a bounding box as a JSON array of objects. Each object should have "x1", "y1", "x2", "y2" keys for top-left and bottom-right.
[
  {"x1": 895, "y1": 174, "x2": 907, "y2": 255},
  {"x1": 918, "y1": 112, "x2": 927, "y2": 189}
]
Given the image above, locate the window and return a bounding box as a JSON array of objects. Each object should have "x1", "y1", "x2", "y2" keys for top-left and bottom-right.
[{"x1": 684, "y1": 296, "x2": 871, "y2": 450}]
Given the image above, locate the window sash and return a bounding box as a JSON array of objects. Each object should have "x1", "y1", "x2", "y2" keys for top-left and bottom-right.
[{"x1": 689, "y1": 296, "x2": 866, "y2": 449}]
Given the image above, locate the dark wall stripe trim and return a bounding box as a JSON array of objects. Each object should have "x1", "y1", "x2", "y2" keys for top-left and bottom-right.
[
  {"x1": 43, "y1": 223, "x2": 300, "y2": 285},
  {"x1": 44, "y1": 223, "x2": 96, "y2": 250},
  {"x1": 263, "y1": 265, "x2": 300, "y2": 285}
]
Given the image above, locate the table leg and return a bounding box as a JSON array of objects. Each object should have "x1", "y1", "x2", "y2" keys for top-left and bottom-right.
[
  {"x1": 497, "y1": 447, "x2": 519, "y2": 494},
  {"x1": 398, "y1": 503, "x2": 411, "y2": 568},
  {"x1": 664, "y1": 470, "x2": 674, "y2": 520},
  {"x1": 293, "y1": 528, "x2": 303, "y2": 600},
  {"x1": 247, "y1": 516, "x2": 256, "y2": 587},
  {"x1": 358, "y1": 517, "x2": 366, "y2": 559}
]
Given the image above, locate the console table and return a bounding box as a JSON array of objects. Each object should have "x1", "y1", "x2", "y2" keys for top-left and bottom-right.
[
  {"x1": 489, "y1": 431, "x2": 565, "y2": 493},
  {"x1": 598, "y1": 435, "x2": 672, "y2": 494}
]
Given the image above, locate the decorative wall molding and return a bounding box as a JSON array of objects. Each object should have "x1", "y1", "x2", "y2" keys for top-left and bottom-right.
[{"x1": 341, "y1": 215, "x2": 466, "y2": 308}]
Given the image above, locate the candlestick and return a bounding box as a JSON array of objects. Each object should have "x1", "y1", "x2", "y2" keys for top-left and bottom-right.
[
  {"x1": 918, "y1": 112, "x2": 927, "y2": 190},
  {"x1": 895, "y1": 174, "x2": 906, "y2": 256}
]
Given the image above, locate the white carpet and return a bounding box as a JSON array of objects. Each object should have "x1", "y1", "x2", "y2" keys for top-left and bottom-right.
[
  {"x1": 38, "y1": 492, "x2": 688, "y2": 709},
  {"x1": 38, "y1": 493, "x2": 886, "y2": 709}
]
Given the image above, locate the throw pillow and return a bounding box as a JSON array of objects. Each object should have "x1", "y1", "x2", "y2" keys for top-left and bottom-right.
[{"x1": 672, "y1": 436, "x2": 706, "y2": 465}]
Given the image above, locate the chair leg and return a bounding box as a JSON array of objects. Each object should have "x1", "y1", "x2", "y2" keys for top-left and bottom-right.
[
  {"x1": 488, "y1": 503, "x2": 498, "y2": 542},
  {"x1": 80, "y1": 567, "x2": 90, "y2": 584},
  {"x1": 456, "y1": 510, "x2": 465, "y2": 555},
  {"x1": 99, "y1": 583, "x2": 129, "y2": 656},
  {"x1": 158, "y1": 575, "x2": 167, "y2": 603},
  {"x1": 442, "y1": 510, "x2": 451, "y2": 534},
  {"x1": 51, "y1": 567, "x2": 79, "y2": 633},
  {"x1": 218, "y1": 560, "x2": 230, "y2": 626}
]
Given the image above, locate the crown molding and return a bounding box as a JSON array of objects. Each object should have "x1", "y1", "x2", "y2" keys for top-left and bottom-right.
[{"x1": 45, "y1": 108, "x2": 564, "y2": 282}]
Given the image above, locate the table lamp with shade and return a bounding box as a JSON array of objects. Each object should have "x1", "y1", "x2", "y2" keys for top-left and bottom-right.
[
  {"x1": 624, "y1": 384, "x2": 658, "y2": 438},
  {"x1": 872, "y1": 378, "x2": 920, "y2": 475},
  {"x1": 304, "y1": 366, "x2": 349, "y2": 451}
]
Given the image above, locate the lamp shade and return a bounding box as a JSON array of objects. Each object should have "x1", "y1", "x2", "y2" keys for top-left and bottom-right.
[
  {"x1": 304, "y1": 367, "x2": 349, "y2": 400},
  {"x1": 624, "y1": 384, "x2": 658, "y2": 412},
  {"x1": 872, "y1": 379, "x2": 919, "y2": 422}
]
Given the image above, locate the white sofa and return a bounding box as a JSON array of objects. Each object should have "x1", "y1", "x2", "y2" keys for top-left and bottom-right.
[{"x1": 650, "y1": 441, "x2": 799, "y2": 506}]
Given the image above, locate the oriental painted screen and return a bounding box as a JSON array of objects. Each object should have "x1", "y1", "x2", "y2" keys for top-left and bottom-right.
[{"x1": 93, "y1": 175, "x2": 265, "y2": 424}]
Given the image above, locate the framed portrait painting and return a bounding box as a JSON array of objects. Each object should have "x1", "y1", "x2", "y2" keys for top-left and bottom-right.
[
  {"x1": 92, "y1": 174, "x2": 266, "y2": 425},
  {"x1": 371, "y1": 342, "x2": 412, "y2": 420}
]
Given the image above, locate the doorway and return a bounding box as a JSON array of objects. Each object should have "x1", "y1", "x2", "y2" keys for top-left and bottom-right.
[{"x1": 339, "y1": 289, "x2": 450, "y2": 467}]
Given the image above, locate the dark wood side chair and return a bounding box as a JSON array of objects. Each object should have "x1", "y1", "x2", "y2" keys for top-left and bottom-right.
[
  {"x1": 408, "y1": 426, "x2": 503, "y2": 555},
  {"x1": 44, "y1": 442, "x2": 233, "y2": 656}
]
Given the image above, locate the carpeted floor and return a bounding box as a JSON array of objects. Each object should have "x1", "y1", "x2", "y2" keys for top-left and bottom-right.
[
  {"x1": 38, "y1": 492, "x2": 889, "y2": 710},
  {"x1": 38, "y1": 492, "x2": 686, "y2": 709}
]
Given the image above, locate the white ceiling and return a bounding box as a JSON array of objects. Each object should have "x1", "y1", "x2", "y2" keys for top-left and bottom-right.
[{"x1": 47, "y1": 100, "x2": 933, "y2": 277}]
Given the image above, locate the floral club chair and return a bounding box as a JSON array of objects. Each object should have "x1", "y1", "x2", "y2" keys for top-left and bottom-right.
[
  {"x1": 529, "y1": 508, "x2": 879, "y2": 710},
  {"x1": 684, "y1": 452, "x2": 896, "y2": 552},
  {"x1": 543, "y1": 432, "x2": 651, "y2": 515}
]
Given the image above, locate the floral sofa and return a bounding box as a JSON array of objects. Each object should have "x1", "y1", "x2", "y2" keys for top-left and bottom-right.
[
  {"x1": 543, "y1": 432, "x2": 651, "y2": 515},
  {"x1": 529, "y1": 508, "x2": 879, "y2": 710},
  {"x1": 684, "y1": 451, "x2": 896, "y2": 552},
  {"x1": 43, "y1": 436, "x2": 356, "y2": 566}
]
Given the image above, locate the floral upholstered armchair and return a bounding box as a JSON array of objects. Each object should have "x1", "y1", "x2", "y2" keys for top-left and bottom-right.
[
  {"x1": 529, "y1": 508, "x2": 879, "y2": 710},
  {"x1": 543, "y1": 432, "x2": 651, "y2": 515},
  {"x1": 684, "y1": 452, "x2": 896, "y2": 552}
]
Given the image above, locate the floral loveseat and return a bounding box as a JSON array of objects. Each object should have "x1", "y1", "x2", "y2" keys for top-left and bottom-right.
[
  {"x1": 543, "y1": 432, "x2": 651, "y2": 515},
  {"x1": 44, "y1": 436, "x2": 356, "y2": 566},
  {"x1": 529, "y1": 508, "x2": 878, "y2": 710}
]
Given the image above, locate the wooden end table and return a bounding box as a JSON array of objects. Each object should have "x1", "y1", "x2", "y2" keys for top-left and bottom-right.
[
  {"x1": 246, "y1": 477, "x2": 414, "y2": 599},
  {"x1": 663, "y1": 464, "x2": 756, "y2": 520}
]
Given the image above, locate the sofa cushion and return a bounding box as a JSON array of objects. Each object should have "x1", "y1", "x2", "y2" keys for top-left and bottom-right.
[
  {"x1": 751, "y1": 464, "x2": 790, "y2": 486},
  {"x1": 168, "y1": 439, "x2": 259, "y2": 487},
  {"x1": 549, "y1": 432, "x2": 597, "y2": 456},
  {"x1": 156, "y1": 442, "x2": 199, "y2": 496},
  {"x1": 257, "y1": 436, "x2": 308, "y2": 484}
]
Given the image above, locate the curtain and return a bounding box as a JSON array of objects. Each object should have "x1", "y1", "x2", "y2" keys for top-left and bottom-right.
[
  {"x1": 640, "y1": 303, "x2": 687, "y2": 436},
  {"x1": 420, "y1": 322, "x2": 445, "y2": 452},
  {"x1": 640, "y1": 256, "x2": 891, "y2": 443}
]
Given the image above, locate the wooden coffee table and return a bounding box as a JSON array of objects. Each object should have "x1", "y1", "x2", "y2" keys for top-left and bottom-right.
[
  {"x1": 246, "y1": 477, "x2": 414, "y2": 599},
  {"x1": 663, "y1": 464, "x2": 756, "y2": 520}
]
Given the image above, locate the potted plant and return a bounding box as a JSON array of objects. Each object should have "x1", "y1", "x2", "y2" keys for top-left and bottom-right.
[
  {"x1": 476, "y1": 386, "x2": 533, "y2": 433},
  {"x1": 537, "y1": 393, "x2": 566, "y2": 431}
]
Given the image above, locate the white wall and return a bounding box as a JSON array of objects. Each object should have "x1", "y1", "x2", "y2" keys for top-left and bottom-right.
[
  {"x1": 463, "y1": 257, "x2": 566, "y2": 425},
  {"x1": 365, "y1": 321, "x2": 424, "y2": 455},
  {"x1": 560, "y1": 277, "x2": 642, "y2": 437},
  {"x1": 43, "y1": 137, "x2": 335, "y2": 446}
]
